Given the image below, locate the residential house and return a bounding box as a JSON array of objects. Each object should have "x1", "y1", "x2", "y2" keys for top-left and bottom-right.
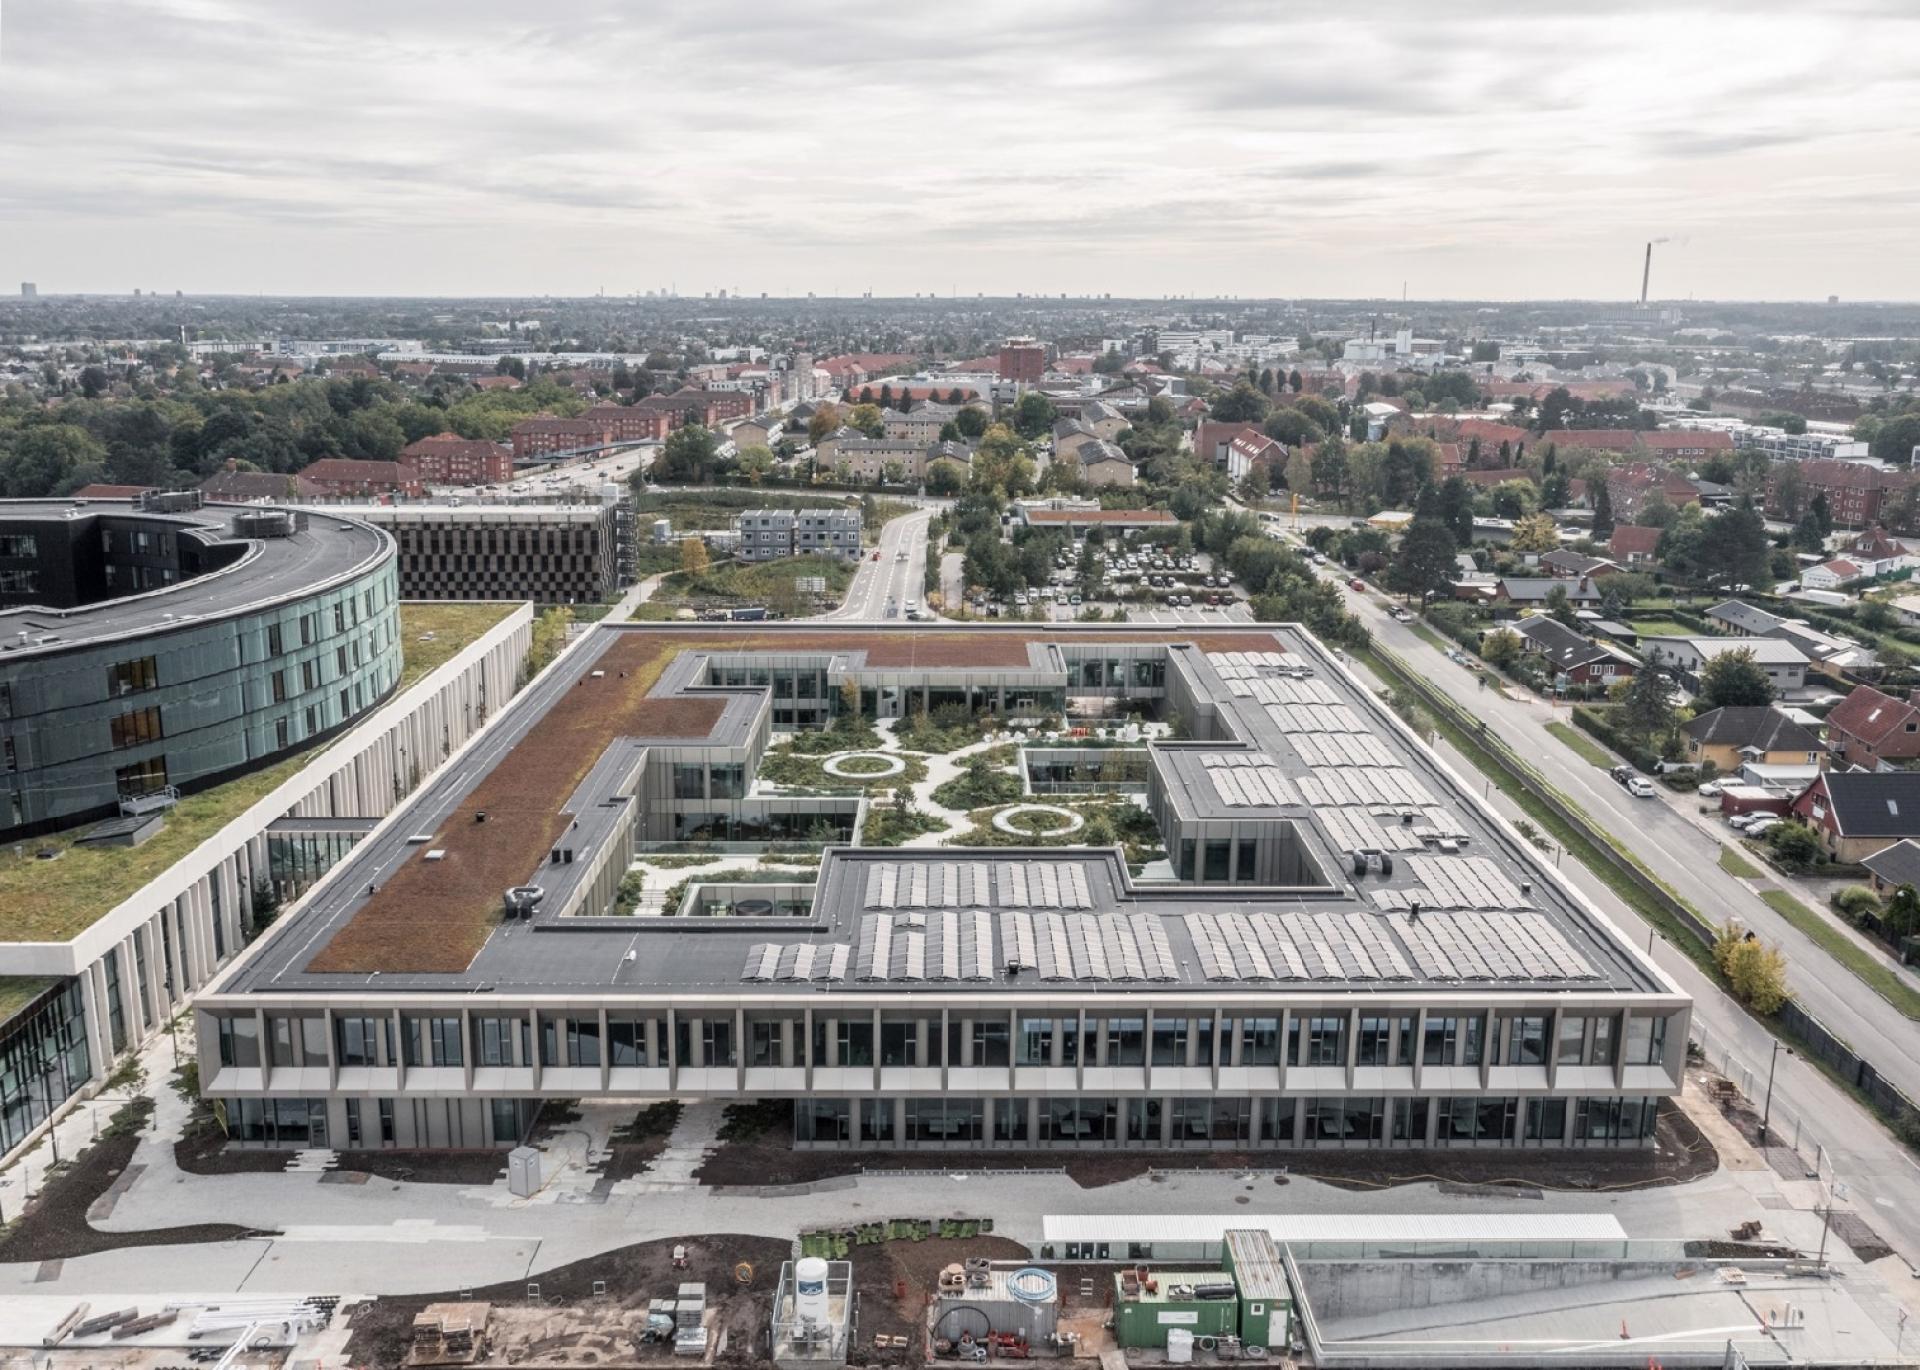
[
  {"x1": 1804, "y1": 558, "x2": 1868, "y2": 592},
  {"x1": 400, "y1": 433, "x2": 512, "y2": 486},
  {"x1": 1078, "y1": 442, "x2": 1138, "y2": 489},
  {"x1": 1682, "y1": 706, "x2": 1823, "y2": 774},
  {"x1": 1052, "y1": 419, "x2": 1104, "y2": 465},
  {"x1": 1705, "y1": 599, "x2": 1876, "y2": 680},
  {"x1": 1859, "y1": 839, "x2": 1920, "y2": 898},
  {"x1": 1605, "y1": 464, "x2": 1702, "y2": 522},
  {"x1": 510, "y1": 416, "x2": 612, "y2": 460},
  {"x1": 1609, "y1": 524, "x2": 1662, "y2": 567},
  {"x1": 729, "y1": 416, "x2": 779, "y2": 450},
  {"x1": 1889, "y1": 593, "x2": 1920, "y2": 628},
  {"x1": 828, "y1": 437, "x2": 926, "y2": 483},
  {"x1": 1835, "y1": 526, "x2": 1914, "y2": 580},
  {"x1": 1226, "y1": 431, "x2": 1285, "y2": 484},
  {"x1": 72, "y1": 483, "x2": 157, "y2": 499},
  {"x1": 925, "y1": 441, "x2": 972, "y2": 482},
  {"x1": 1078, "y1": 399, "x2": 1128, "y2": 440},
  {"x1": 1824, "y1": 684, "x2": 1920, "y2": 770},
  {"x1": 1193, "y1": 420, "x2": 1262, "y2": 466},
  {"x1": 1638, "y1": 636, "x2": 1809, "y2": 693},
  {"x1": 296, "y1": 458, "x2": 425, "y2": 499},
  {"x1": 1492, "y1": 577, "x2": 1605, "y2": 610},
  {"x1": 883, "y1": 408, "x2": 948, "y2": 444},
  {"x1": 198, "y1": 468, "x2": 323, "y2": 502},
  {"x1": 1539, "y1": 549, "x2": 1621, "y2": 580},
  {"x1": 1509, "y1": 616, "x2": 1638, "y2": 691},
  {"x1": 1791, "y1": 770, "x2": 1920, "y2": 863}
]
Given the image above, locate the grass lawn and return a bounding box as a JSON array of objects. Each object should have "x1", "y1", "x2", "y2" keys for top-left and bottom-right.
[
  {"x1": 0, "y1": 602, "x2": 518, "y2": 946},
  {"x1": 1718, "y1": 845, "x2": 1764, "y2": 879},
  {"x1": 633, "y1": 489, "x2": 857, "y2": 532},
  {"x1": 1757, "y1": 888, "x2": 1920, "y2": 1020},
  {"x1": 1627, "y1": 619, "x2": 1692, "y2": 638},
  {"x1": 1407, "y1": 620, "x2": 1452, "y2": 653},
  {"x1": 1544, "y1": 720, "x2": 1615, "y2": 768},
  {"x1": 397, "y1": 602, "x2": 522, "y2": 687},
  {"x1": 652, "y1": 554, "x2": 854, "y2": 612}
]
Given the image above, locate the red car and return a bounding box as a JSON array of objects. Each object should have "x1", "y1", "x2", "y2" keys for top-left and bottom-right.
[
  {"x1": 1348, "y1": 578, "x2": 1365, "y2": 592},
  {"x1": 872, "y1": 551, "x2": 882, "y2": 562}
]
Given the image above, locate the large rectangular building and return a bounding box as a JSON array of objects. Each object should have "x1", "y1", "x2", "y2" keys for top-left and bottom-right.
[
  {"x1": 320, "y1": 503, "x2": 624, "y2": 604},
  {"x1": 193, "y1": 625, "x2": 1688, "y2": 1154},
  {"x1": 732, "y1": 507, "x2": 863, "y2": 562}
]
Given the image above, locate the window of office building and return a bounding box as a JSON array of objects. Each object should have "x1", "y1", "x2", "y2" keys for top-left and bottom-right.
[
  {"x1": 110, "y1": 706, "x2": 163, "y2": 749},
  {"x1": 1506, "y1": 1016, "x2": 1548, "y2": 1066},
  {"x1": 0, "y1": 979, "x2": 93, "y2": 1155},
  {"x1": 105, "y1": 656, "x2": 158, "y2": 697},
  {"x1": 1302, "y1": 1016, "x2": 1347, "y2": 1066},
  {"x1": 672, "y1": 765, "x2": 705, "y2": 800},
  {"x1": 114, "y1": 757, "x2": 168, "y2": 800}
]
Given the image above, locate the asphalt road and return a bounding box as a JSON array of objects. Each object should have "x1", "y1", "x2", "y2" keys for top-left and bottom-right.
[
  {"x1": 820, "y1": 507, "x2": 933, "y2": 621},
  {"x1": 1306, "y1": 543, "x2": 1920, "y2": 1264}
]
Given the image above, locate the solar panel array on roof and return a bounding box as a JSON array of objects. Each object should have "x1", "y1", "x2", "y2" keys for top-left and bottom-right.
[
  {"x1": 740, "y1": 941, "x2": 852, "y2": 983},
  {"x1": 1201, "y1": 753, "x2": 1297, "y2": 807},
  {"x1": 1208, "y1": 651, "x2": 1300, "y2": 682},
  {"x1": 1404, "y1": 854, "x2": 1530, "y2": 910},
  {"x1": 1292, "y1": 733, "x2": 1398, "y2": 769},
  {"x1": 853, "y1": 910, "x2": 995, "y2": 981},
  {"x1": 1394, "y1": 909, "x2": 1597, "y2": 980},
  {"x1": 998, "y1": 911, "x2": 1179, "y2": 981},
  {"x1": 1298, "y1": 769, "x2": 1433, "y2": 807},
  {"x1": 1182, "y1": 909, "x2": 1415, "y2": 981},
  {"x1": 861, "y1": 860, "x2": 1092, "y2": 910},
  {"x1": 1264, "y1": 702, "x2": 1368, "y2": 734}
]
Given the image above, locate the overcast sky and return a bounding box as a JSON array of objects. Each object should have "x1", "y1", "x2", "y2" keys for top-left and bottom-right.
[{"x1": 3, "y1": 0, "x2": 1917, "y2": 301}]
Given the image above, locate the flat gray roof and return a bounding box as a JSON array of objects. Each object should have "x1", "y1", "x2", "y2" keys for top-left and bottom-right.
[
  {"x1": 219, "y1": 625, "x2": 1670, "y2": 1001},
  {"x1": 0, "y1": 498, "x2": 390, "y2": 659}
]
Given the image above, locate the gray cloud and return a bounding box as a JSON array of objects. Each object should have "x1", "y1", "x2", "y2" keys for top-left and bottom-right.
[{"x1": 0, "y1": 0, "x2": 1915, "y2": 298}]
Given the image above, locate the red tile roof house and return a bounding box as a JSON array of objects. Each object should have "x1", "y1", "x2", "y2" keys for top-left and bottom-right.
[
  {"x1": 1609, "y1": 524, "x2": 1663, "y2": 566},
  {"x1": 1194, "y1": 420, "x2": 1263, "y2": 465},
  {"x1": 1226, "y1": 431, "x2": 1285, "y2": 483},
  {"x1": 1791, "y1": 769, "x2": 1920, "y2": 863},
  {"x1": 510, "y1": 416, "x2": 613, "y2": 460},
  {"x1": 297, "y1": 458, "x2": 425, "y2": 498},
  {"x1": 1825, "y1": 684, "x2": 1920, "y2": 770},
  {"x1": 1605, "y1": 464, "x2": 1701, "y2": 521},
  {"x1": 400, "y1": 433, "x2": 513, "y2": 485}
]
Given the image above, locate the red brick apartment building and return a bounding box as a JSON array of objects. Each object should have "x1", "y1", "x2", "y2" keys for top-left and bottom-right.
[
  {"x1": 296, "y1": 458, "x2": 425, "y2": 498},
  {"x1": 510, "y1": 417, "x2": 612, "y2": 460},
  {"x1": 998, "y1": 338, "x2": 1046, "y2": 384},
  {"x1": 1764, "y1": 459, "x2": 1920, "y2": 531},
  {"x1": 583, "y1": 405, "x2": 674, "y2": 443},
  {"x1": 400, "y1": 434, "x2": 513, "y2": 485}
]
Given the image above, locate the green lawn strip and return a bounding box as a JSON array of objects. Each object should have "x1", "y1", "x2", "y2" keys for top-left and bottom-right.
[
  {"x1": 1406, "y1": 620, "x2": 1451, "y2": 653},
  {"x1": 1543, "y1": 720, "x2": 1615, "y2": 769},
  {"x1": 1718, "y1": 846, "x2": 1764, "y2": 879},
  {"x1": 1756, "y1": 889, "x2": 1920, "y2": 1020}
]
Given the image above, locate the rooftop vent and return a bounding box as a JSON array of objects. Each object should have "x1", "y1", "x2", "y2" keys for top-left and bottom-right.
[
  {"x1": 503, "y1": 885, "x2": 545, "y2": 920},
  {"x1": 232, "y1": 510, "x2": 294, "y2": 540}
]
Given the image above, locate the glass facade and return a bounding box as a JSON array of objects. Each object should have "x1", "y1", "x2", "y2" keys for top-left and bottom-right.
[{"x1": 0, "y1": 980, "x2": 92, "y2": 1155}]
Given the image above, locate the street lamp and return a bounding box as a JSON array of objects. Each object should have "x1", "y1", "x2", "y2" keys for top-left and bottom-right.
[{"x1": 1759, "y1": 1040, "x2": 1790, "y2": 1146}]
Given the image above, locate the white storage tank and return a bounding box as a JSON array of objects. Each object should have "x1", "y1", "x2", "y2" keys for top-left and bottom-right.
[{"x1": 795, "y1": 1257, "x2": 830, "y2": 1326}]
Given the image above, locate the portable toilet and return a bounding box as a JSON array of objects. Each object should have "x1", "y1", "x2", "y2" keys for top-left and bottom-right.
[{"x1": 1222, "y1": 1230, "x2": 1291, "y2": 1353}]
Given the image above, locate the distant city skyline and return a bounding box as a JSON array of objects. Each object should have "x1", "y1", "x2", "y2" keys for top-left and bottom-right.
[{"x1": 3, "y1": 0, "x2": 1917, "y2": 301}]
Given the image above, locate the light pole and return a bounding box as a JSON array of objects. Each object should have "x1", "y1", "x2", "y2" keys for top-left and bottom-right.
[{"x1": 1759, "y1": 1040, "x2": 1789, "y2": 1146}]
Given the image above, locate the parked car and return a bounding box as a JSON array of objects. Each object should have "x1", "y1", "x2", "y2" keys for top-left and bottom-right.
[
  {"x1": 1744, "y1": 816, "x2": 1784, "y2": 836},
  {"x1": 1390, "y1": 607, "x2": 1414, "y2": 623},
  {"x1": 1696, "y1": 780, "x2": 1725, "y2": 798},
  {"x1": 1348, "y1": 578, "x2": 1366, "y2": 591},
  {"x1": 1625, "y1": 776, "x2": 1657, "y2": 798}
]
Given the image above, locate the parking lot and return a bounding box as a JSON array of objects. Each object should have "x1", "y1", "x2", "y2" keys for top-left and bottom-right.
[{"x1": 962, "y1": 541, "x2": 1255, "y2": 623}]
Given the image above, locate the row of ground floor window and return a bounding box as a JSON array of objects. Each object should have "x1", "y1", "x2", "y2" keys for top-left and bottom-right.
[{"x1": 214, "y1": 1092, "x2": 1661, "y2": 1151}]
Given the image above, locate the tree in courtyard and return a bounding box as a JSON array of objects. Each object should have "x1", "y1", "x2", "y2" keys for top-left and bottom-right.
[
  {"x1": 679, "y1": 536, "x2": 709, "y2": 575},
  {"x1": 1210, "y1": 379, "x2": 1270, "y2": 424},
  {"x1": 1698, "y1": 647, "x2": 1774, "y2": 708},
  {"x1": 806, "y1": 402, "x2": 843, "y2": 444},
  {"x1": 1885, "y1": 883, "x2": 1920, "y2": 938},
  {"x1": 1810, "y1": 490, "x2": 1833, "y2": 538},
  {"x1": 846, "y1": 403, "x2": 885, "y2": 438},
  {"x1": 1012, "y1": 390, "x2": 1057, "y2": 439},
  {"x1": 1700, "y1": 498, "x2": 1772, "y2": 592}
]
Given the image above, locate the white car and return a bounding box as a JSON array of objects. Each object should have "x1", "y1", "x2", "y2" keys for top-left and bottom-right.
[
  {"x1": 1696, "y1": 780, "x2": 1724, "y2": 798},
  {"x1": 1744, "y1": 816, "x2": 1784, "y2": 837},
  {"x1": 1728, "y1": 812, "x2": 1769, "y2": 831},
  {"x1": 1625, "y1": 776, "x2": 1657, "y2": 798}
]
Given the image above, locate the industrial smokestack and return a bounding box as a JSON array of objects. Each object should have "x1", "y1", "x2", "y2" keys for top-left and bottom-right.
[{"x1": 1640, "y1": 242, "x2": 1652, "y2": 306}]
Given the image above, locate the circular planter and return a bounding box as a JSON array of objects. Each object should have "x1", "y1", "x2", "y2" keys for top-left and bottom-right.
[
  {"x1": 991, "y1": 804, "x2": 1086, "y2": 837},
  {"x1": 822, "y1": 751, "x2": 905, "y2": 779}
]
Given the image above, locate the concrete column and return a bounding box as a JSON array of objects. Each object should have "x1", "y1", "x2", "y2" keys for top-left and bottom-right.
[
  {"x1": 1142, "y1": 1008, "x2": 1155, "y2": 1088},
  {"x1": 938, "y1": 1009, "x2": 950, "y2": 1087},
  {"x1": 115, "y1": 937, "x2": 142, "y2": 1041},
  {"x1": 1275, "y1": 1010, "x2": 1289, "y2": 1094},
  {"x1": 391, "y1": 1008, "x2": 407, "y2": 1089},
  {"x1": 871, "y1": 1009, "x2": 882, "y2": 1091},
  {"x1": 528, "y1": 1009, "x2": 543, "y2": 1090},
  {"x1": 686, "y1": 1015, "x2": 705, "y2": 1068},
  {"x1": 913, "y1": 1019, "x2": 928, "y2": 1068},
  {"x1": 164, "y1": 903, "x2": 188, "y2": 1007},
  {"x1": 462, "y1": 1008, "x2": 475, "y2": 1091},
  {"x1": 736, "y1": 1008, "x2": 746, "y2": 1089},
  {"x1": 1048, "y1": 1015, "x2": 1063, "y2": 1069},
  {"x1": 1411, "y1": 1009, "x2": 1427, "y2": 1090},
  {"x1": 1074, "y1": 1008, "x2": 1087, "y2": 1089},
  {"x1": 1210, "y1": 1010, "x2": 1223, "y2": 1087},
  {"x1": 644, "y1": 1016, "x2": 660, "y2": 1070},
  {"x1": 958, "y1": 1017, "x2": 974, "y2": 1068},
  {"x1": 81, "y1": 965, "x2": 110, "y2": 1085},
  {"x1": 802, "y1": 1009, "x2": 814, "y2": 1089},
  {"x1": 780, "y1": 1018, "x2": 795, "y2": 1069},
  {"x1": 1545, "y1": 1009, "x2": 1563, "y2": 1090},
  {"x1": 323, "y1": 1009, "x2": 339, "y2": 1090},
  {"x1": 1614, "y1": 1011, "x2": 1631, "y2": 1089},
  {"x1": 602, "y1": 1009, "x2": 613, "y2": 1091},
  {"x1": 821, "y1": 1016, "x2": 837, "y2": 1068},
  {"x1": 1479, "y1": 1012, "x2": 1494, "y2": 1089},
  {"x1": 1344, "y1": 1009, "x2": 1358, "y2": 1090}
]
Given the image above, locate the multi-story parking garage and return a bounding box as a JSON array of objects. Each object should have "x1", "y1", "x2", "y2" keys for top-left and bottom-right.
[
  {"x1": 0, "y1": 495, "x2": 402, "y2": 837},
  {"x1": 194, "y1": 624, "x2": 1690, "y2": 1153}
]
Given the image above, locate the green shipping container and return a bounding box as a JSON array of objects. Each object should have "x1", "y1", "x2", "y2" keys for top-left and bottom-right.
[
  {"x1": 1222, "y1": 1230, "x2": 1292, "y2": 1352},
  {"x1": 1111, "y1": 1271, "x2": 1239, "y2": 1349}
]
